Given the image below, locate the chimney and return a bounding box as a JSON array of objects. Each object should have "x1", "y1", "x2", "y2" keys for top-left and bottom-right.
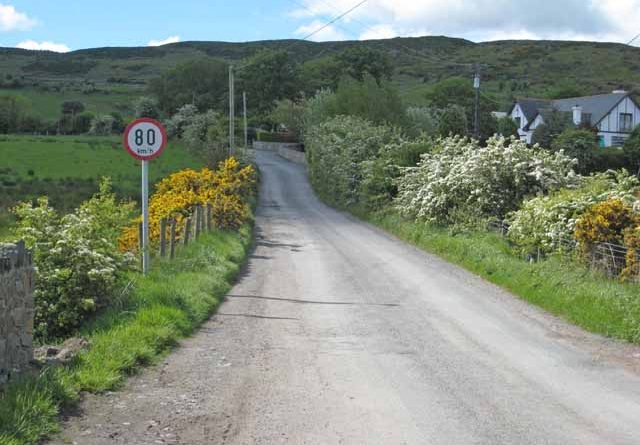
[{"x1": 572, "y1": 105, "x2": 582, "y2": 126}]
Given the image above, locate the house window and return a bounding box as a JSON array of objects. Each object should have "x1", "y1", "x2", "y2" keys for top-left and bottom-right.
[
  {"x1": 582, "y1": 113, "x2": 592, "y2": 127},
  {"x1": 514, "y1": 117, "x2": 522, "y2": 129},
  {"x1": 612, "y1": 136, "x2": 628, "y2": 146},
  {"x1": 619, "y1": 113, "x2": 633, "y2": 132}
]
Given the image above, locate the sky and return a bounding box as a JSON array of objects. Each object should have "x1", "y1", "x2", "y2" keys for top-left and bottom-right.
[{"x1": 0, "y1": 0, "x2": 639, "y2": 53}]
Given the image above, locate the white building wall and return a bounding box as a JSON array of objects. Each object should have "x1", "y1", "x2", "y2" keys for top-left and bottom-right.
[
  {"x1": 510, "y1": 104, "x2": 529, "y2": 141},
  {"x1": 597, "y1": 97, "x2": 640, "y2": 133}
]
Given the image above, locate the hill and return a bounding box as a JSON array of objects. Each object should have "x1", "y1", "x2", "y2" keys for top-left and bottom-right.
[{"x1": 1, "y1": 35, "x2": 639, "y2": 116}]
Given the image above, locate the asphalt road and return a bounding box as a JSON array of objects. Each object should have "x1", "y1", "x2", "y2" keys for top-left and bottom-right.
[{"x1": 52, "y1": 150, "x2": 640, "y2": 444}]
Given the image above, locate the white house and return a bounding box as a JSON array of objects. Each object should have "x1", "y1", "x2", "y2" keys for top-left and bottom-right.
[{"x1": 509, "y1": 91, "x2": 640, "y2": 147}]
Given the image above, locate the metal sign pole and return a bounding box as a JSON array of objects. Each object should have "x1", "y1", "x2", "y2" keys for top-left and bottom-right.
[{"x1": 141, "y1": 159, "x2": 150, "y2": 275}]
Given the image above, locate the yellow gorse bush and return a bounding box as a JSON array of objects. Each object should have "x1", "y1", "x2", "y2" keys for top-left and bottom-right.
[{"x1": 119, "y1": 157, "x2": 255, "y2": 252}]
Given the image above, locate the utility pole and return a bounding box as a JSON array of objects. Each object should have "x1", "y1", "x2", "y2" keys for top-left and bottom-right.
[
  {"x1": 473, "y1": 64, "x2": 481, "y2": 140},
  {"x1": 243, "y1": 91, "x2": 248, "y2": 149},
  {"x1": 229, "y1": 65, "x2": 235, "y2": 155}
]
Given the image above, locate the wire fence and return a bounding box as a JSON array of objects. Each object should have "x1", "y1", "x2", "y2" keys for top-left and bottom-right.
[{"x1": 487, "y1": 220, "x2": 640, "y2": 281}]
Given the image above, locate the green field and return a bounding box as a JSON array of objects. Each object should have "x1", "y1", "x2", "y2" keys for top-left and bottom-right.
[
  {"x1": 0, "y1": 88, "x2": 141, "y2": 120},
  {"x1": 0, "y1": 135, "x2": 204, "y2": 239}
]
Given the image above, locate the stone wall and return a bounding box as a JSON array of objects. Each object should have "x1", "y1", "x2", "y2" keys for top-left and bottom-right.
[
  {"x1": 278, "y1": 146, "x2": 307, "y2": 166},
  {"x1": 253, "y1": 141, "x2": 303, "y2": 152},
  {"x1": 0, "y1": 241, "x2": 35, "y2": 385}
]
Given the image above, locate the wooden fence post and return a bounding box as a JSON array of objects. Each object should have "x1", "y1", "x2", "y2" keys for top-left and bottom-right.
[
  {"x1": 184, "y1": 217, "x2": 192, "y2": 246},
  {"x1": 159, "y1": 218, "x2": 167, "y2": 258},
  {"x1": 206, "y1": 203, "x2": 212, "y2": 232},
  {"x1": 195, "y1": 206, "x2": 202, "y2": 240},
  {"x1": 169, "y1": 218, "x2": 177, "y2": 260}
]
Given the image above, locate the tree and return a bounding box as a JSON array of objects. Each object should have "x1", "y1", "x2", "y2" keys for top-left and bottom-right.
[
  {"x1": 89, "y1": 115, "x2": 116, "y2": 135},
  {"x1": 497, "y1": 117, "x2": 519, "y2": 138},
  {"x1": 61, "y1": 101, "x2": 85, "y2": 116},
  {"x1": 301, "y1": 56, "x2": 344, "y2": 94},
  {"x1": 551, "y1": 128, "x2": 597, "y2": 174},
  {"x1": 425, "y1": 77, "x2": 496, "y2": 140},
  {"x1": 0, "y1": 95, "x2": 28, "y2": 134},
  {"x1": 332, "y1": 76, "x2": 406, "y2": 127},
  {"x1": 271, "y1": 99, "x2": 306, "y2": 140},
  {"x1": 531, "y1": 109, "x2": 571, "y2": 148},
  {"x1": 165, "y1": 104, "x2": 199, "y2": 138},
  {"x1": 149, "y1": 59, "x2": 228, "y2": 114},
  {"x1": 134, "y1": 96, "x2": 160, "y2": 119},
  {"x1": 437, "y1": 105, "x2": 468, "y2": 137},
  {"x1": 336, "y1": 47, "x2": 394, "y2": 85},
  {"x1": 182, "y1": 110, "x2": 229, "y2": 167},
  {"x1": 623, "y1": 126, "x2": 640, "y2": 175},
  {"x1": 240, "y1": 50, "x2": 301, "y2": 115}
]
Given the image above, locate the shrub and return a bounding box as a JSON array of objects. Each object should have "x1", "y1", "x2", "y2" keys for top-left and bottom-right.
[
  {"x1": 182, "y1": 110, "x2": 228, "y2": 167},
  {"x1": 395, "y1": 136, "x2": 577, "y2": 225},
  {"x1": 119, "y1": 157, "x2": 255, "y2": 252},
  {"x1": 551, "y1": 128, "x2": 598, "y2": 174},
  {"x1": 574, "y1": 199, "x2": 639, "y2": 247},
  {"x1": 133, "y1": 96, "x2": 160, "y2": 119},
  {"x1": 165, "y1": 104, "x2": 198, "y2": 138},
  {"x1": 305, "y1": 115, "x2": 403, "y2": 207},
  {"x1": 12, "y1": 179, "x2": 135, "y2": 340},
  {"x1": 507, "y1": 171, "x2": 640, "y2": 254}
]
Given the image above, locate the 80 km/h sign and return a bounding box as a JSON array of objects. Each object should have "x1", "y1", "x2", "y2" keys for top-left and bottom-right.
[
  {"x1": 123, "y1": 118, "x2": 168, "y2": 275},
  {"x1": 124, "y1": 118, "x2": 167, "y2": 161}
]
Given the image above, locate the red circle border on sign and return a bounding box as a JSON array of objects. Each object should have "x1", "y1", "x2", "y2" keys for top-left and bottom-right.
[{"x1": 123, "y1": 117, "x2": 168, "y2": 161}]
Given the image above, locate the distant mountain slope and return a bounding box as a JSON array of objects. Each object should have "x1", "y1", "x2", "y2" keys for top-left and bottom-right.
[{"x1": 0, "y1": 36, "x2": 638, "y2": 107}]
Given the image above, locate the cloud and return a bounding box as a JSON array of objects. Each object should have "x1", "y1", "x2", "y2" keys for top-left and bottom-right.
[
  {"x1": 294, "y1": 20, "x2": 348, "y2": 42},
  {"x1": 147, "y1": 35, "x2": 181, "y2": 47},
  {"x1": 290, "y1": 0, "x2": 640, "y2": 44},
  {"x1": 0, "y1": 4, "x2": 36, "y2": 31},
  {"x1": 16, "y1": 40, "x2": 70, "y2": 53}
]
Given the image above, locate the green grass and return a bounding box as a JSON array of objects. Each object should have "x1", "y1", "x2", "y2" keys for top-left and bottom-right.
[
  {"x1": 0, "y1": 88, "x2": 140, "y2": 120},
  {"x1": 0, "y1": 226, "x2": 252, "y2": 445},
  {"x1": 362, "y1": 210, "x2": 640, "y2": 344},
  {"x1": 0, "y1": 134, "x2": 204, "y2": 239}
]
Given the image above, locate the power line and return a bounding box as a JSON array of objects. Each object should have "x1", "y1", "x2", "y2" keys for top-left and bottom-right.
[
  {"x1": 627, "y1": 33, "x2": 640, "y2": 46},
  {"x1": 301, "y1": 0, "x2": 369, "y2": 40}
]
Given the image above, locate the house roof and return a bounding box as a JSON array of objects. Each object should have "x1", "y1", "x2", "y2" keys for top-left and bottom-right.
[
  {"x1": 552, "y1": 92, "x2": 629, "y2": 125},
  {"x1": 523, "y1": 108, "x2": 572, "y2": 131},
  {"x1": 513, "y1": 92, "x2": 632, "y2": 129},
  {"x1": 512, "y1": 98, "x2": 552, "y2": 121}
]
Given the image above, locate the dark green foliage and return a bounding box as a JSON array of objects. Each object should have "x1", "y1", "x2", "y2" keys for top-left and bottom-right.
[
  {"x1": 551, "y1": 128, "x2": 598, "y2": 173},
  {"x1": 0, "y1": 95, "x2": 28, "y2": 134},
  {"x1": 239, "y1": 50, "x2": 302, "y2": 115},
  {"x1": 336, "y1": 46, "x2": 394, "y2": 85},
  {"x1": 424, "y1": 77, "x2": 496, "y2": 140},
  {"x1": 148, "y1": 59, "x2": 229, "y2": 114},
  {"x1": 61, "y1": 101, "x2": 85, "y2": 116},
  {"x1": 497, "y1": 116, "x2": 519, "y2": 138},
  {"x1": 588, "y1": 148, "x2": 634, "y2": 174},
  {"x1": 531, "y1": 109, "x2": 571, "y2": 148},
  {"x1": 317, "y1": 76, "x2": 407, "y2": 127},
  {"x1": 438, "y1": 105, "x2": 468, "y2": 137},
  {"x1": 133, "y1": 96, "x2": 160, "y2": 119},
  {"x1": 300, "y1": 56, "x2": 344, "y2": 93},
  {"x1": 623, "y1": 126, "x2": 640, "y2": 175},
  {"x1": 546, "y1": 81, "x2": 588, "y2": 99}
]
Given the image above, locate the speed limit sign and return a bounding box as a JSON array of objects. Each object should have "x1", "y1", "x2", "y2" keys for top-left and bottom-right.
[
  {"x1": 124, "y1": 118, "x2": 167, "y2": 161},
  {"x1": 124, "y1": 118, "x2": 168, "y2": 275}
]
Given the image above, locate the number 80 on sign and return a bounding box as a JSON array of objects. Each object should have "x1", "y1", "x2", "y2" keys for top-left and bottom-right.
[{"x1": 124, "y1": 118, "x2": 167, "y2": 161}]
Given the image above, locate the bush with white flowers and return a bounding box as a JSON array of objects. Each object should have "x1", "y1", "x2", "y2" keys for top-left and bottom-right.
[
  {"x1": 305, "y1": 115, "x2": 403, "y2": 207},
  {"x1": 507, "y1": 170, "x2": 640, "y2": 254},
  {"x1": 13, "y1": 179, "x2": 134, "y2": 340},
  {"x1": 395, "y1": 136, "x2": 578, "y2": 225}
]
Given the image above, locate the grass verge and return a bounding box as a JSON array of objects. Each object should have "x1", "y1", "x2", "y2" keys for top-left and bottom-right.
[
  {"x1": 362, "y1": 210, "x2": 640, "y2": 345},
  {"x1": 0, "y1": 225, "x2": 252, "y2": 445}
]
